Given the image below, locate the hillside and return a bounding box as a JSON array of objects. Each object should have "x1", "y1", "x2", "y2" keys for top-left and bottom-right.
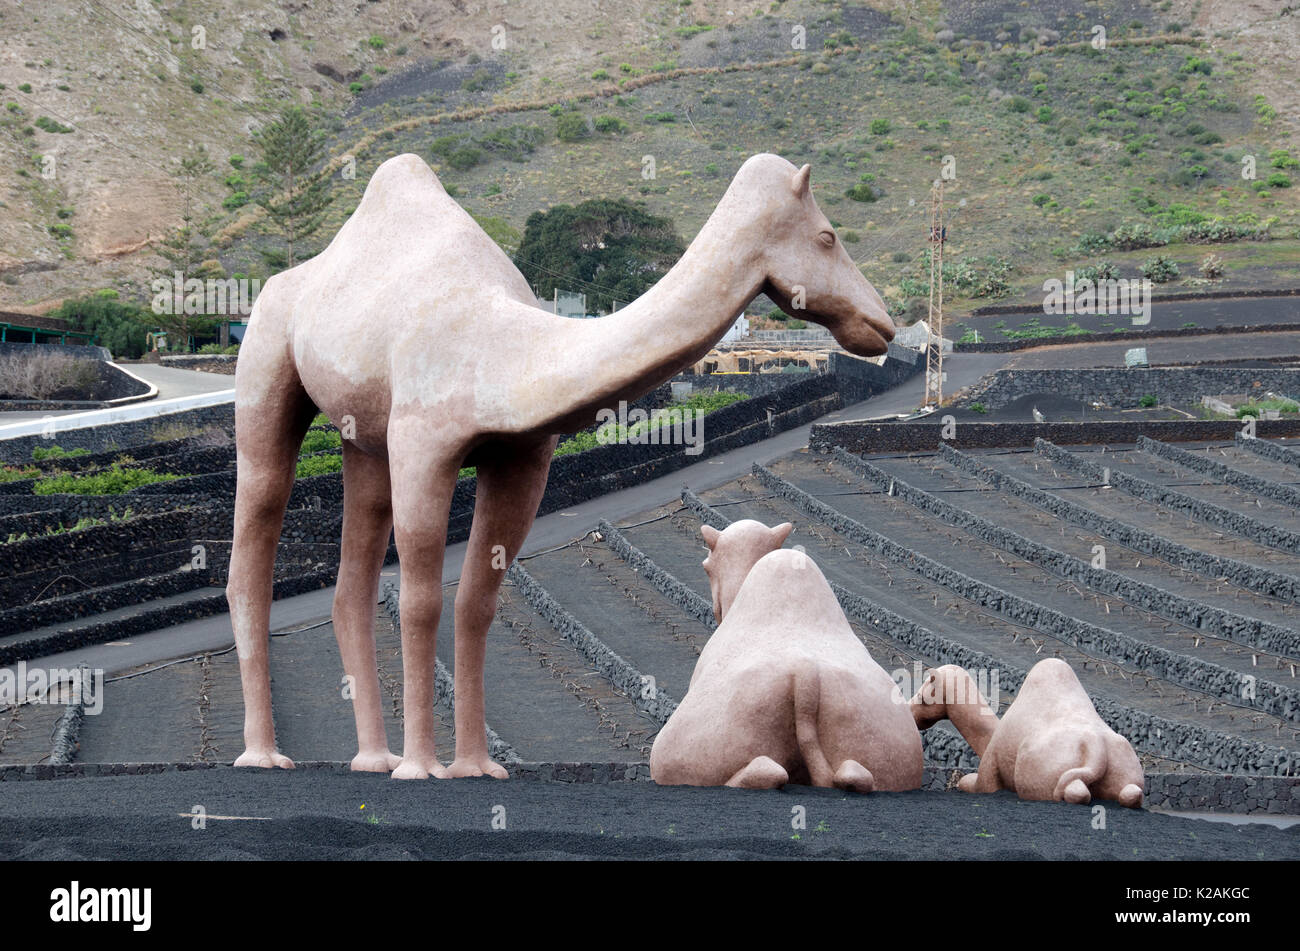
[{"x1": 0, "y1": 0, "x2": 1297, "y2": 322}]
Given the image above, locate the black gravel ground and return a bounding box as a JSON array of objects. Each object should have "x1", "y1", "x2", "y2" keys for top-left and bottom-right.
[{"x1": 1, "y1": 768, "x2": 1294, "y2": 861}]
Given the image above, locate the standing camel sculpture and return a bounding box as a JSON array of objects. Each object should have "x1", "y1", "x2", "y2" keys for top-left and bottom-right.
[
  {"x1": 650, "y1": 520, "x2": 923, "y2": 791},
  {"x1": 909, "y1": 661, "x2": 1145, "y2": 807},
  {"x1": 228, "y1": 152, "x2": 895, "y2": 778}
]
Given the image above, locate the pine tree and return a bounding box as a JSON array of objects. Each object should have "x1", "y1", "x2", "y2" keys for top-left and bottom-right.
[
  {"x1": 150, "y1": 145, "x2": 219, "y2": 351},
  {"x1": 256, "y1": 107, "x2": 333, "y2": 269}
]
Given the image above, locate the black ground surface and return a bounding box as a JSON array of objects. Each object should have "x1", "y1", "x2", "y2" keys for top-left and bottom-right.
[{"x1": 1, "y1": 768, "x2": 1293, "y2": 861}]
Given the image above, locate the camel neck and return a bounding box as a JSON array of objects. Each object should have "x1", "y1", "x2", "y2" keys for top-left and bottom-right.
[
  {"x1": 947, "y1": 696, "x2": 998, "y2": 758},
  {"x1": 577, "y1": 192, "x2": 767, "y2": 404}
]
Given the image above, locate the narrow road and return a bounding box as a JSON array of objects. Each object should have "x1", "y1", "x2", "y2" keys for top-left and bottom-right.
[{"x1": 0, "y1": 362, "x2": 233, "y2": 425}]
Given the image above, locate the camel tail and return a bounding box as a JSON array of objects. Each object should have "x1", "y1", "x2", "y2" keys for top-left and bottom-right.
[
  {"x1": 793, "y1": 665, "x2": 836, "y2": 787},
  {"x1": 1053, "y1": 734, "x2": 1108, "y2": 804}
]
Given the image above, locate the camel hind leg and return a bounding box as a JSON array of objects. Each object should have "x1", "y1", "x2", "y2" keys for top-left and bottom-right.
[
  {"x1": 446, "y1": 436, "x2": 558, "y2": 778},
  {"x1": 227, "y1": 326, "x2": 317, "y2": 768}
]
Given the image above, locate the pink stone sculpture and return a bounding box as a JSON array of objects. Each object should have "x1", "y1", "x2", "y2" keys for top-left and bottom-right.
[
  {"x1": 910, "y1": 660, "x2": 1145, "y2": 807},
  {"x1": 650, "y1": 520, "x2": 923, "y2": 791},
  {"x1": 226, "y1": 152, "x2": 895, "y2": 778}
]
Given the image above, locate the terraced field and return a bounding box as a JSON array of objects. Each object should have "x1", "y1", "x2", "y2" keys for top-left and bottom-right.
[{"x1": 11, "y1": 434, "x2": 1300, "y2": 789}]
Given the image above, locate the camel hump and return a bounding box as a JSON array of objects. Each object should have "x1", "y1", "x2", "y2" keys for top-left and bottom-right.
[
  {"x1": 727, "y1": 549, "x2": 841, "y2": 627},
  {"x1": 348, "y1": 153, "x2": 450, "y2": 224},
  {"x1": 367, "y1": 153, "x2": 444, "y2": 193},
  {"x1": 1024, "y1": 657, "x2": 1084, "y2": 692},
  {"x1": 746, "y1": 548, "x2": 835, "y2": 597}
]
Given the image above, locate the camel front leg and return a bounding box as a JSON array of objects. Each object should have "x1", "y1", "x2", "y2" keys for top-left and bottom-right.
[
  {"x1": 388, "y1": 432, "x2": 460, "y2": 780},
  {"x1": 226, "y1": 382, "x2": 315, "y2": 769},
  {"x1": 447, "y1": 437, "x2": 558, "y2": 778},
  {"x1": 335, "y1": 441, "x2": 401, "y2": 773}
]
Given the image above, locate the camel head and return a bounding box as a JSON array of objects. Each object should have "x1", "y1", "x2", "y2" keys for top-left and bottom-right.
[
  {"x1": 908, "y1": 664, "x2": 997, "y2": 731},
  {"x1": 739, "y1": 154, "x2": 895, "y2": 356},
  {"x1": 700, "y1": 519, "x2": 794, "y2": 622}
]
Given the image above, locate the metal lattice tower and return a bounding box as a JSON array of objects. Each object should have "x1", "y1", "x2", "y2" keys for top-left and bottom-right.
[{"x1": 924, "y1": 181, "x2": 946, "y2": 409}]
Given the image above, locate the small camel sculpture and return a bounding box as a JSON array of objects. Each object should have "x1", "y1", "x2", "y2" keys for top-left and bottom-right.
[
  {"x1": 650, "y1": 520, "x2": 923, "y2": 791},
  {"x1": 910, "y1": 660, "x2": 1145, "y2": 807},
  {"x1": 228, "y1": 152, "x2": 895, "y2": 777}
]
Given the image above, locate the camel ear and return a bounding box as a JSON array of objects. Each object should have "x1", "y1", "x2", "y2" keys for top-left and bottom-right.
[
  {"x1": 771, "y1": 522, "x2": 794, "y2": 546},
  {"x1": 701, "y1": 524, "x2": 721, "y2": 549},
  {"x1": 791, "y1": 164, "x2": 811, "y2": 198}
]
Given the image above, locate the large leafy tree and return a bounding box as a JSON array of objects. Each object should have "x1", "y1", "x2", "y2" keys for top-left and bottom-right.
[
  {"x1": 513, "y1": 199, "x2": 684, "y2": 313},
  {"x1": 255, "y1": 106, "x2": 333, "y2": 269}
]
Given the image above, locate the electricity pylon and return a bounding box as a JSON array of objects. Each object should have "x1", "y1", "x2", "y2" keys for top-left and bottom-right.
[{"x1": 924, "y1": 180, "x2": 946, "y2": 409}]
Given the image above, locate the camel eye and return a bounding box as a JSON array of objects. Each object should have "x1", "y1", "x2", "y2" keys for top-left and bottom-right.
[{"x1": 818, "y1": 230, "x2": 835, "y2": 247}]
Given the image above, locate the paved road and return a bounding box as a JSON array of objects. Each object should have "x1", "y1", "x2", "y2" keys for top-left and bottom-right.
[{"x1": 0, "y1": 362, "x2": 233, "y2": 425}]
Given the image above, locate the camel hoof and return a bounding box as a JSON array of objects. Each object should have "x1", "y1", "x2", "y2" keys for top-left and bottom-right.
[
  {"x1": 1118, "y1": 783, "x2": 1144, "y2": 809},
  {"x1": 832, "y1": 760, "x2": 875, "y2": 794},
  {"x1": 446, "y1": 756, "x2": 509, "y2": 779},
  {"x1": 391, "y1": 758, "x2": 439, "y2": 780},
  {"x1": 726, "y1": 755, "x2": 789, "y2": 789},
  {"x1": 351, "y1": 750, "x2": 403, "y2": 773},
  {"x1": 1061, "y1": 778, "x2": 1092, "y2": 804},
  {"x1": 956, "y1": 773, "x2": 979, "y2": 793},
  {"x1": 234, "y1": 748, "x2": 295, "y2": 770}
]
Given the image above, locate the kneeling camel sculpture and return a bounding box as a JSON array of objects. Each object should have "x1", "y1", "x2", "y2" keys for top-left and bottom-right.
[
  {"x1": 910, "y1": 660, "x2": 1145, "y2": 807},
  {"x1": 650, "y1": 520, "x2": 923, "y2": 791},
  {"x1": 228, "y1": 152, "x2": 895, "y2": 778}
]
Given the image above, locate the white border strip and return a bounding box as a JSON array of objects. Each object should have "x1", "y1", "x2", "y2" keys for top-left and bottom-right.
[{"x1": 0, "y1": 387, "x2": 235, "y2": 439}]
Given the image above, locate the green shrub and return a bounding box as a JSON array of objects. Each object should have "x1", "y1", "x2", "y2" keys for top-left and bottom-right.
[
  {"x1": 300, "y1": 429, "x2": 342, "y2": 454},
  {"x1": 476, "y1": 124, "x2": 545, "y2": 160},
  {"x1": 1076, "y1": 261, "x2": 1118, "y2": 282},
  {"x1": 296, "y1": 454, "x2": 342, "y2": 478},
  {"x1": 34, "y1": 116, "x2": 72, "y2": 133},
  {"x1": 1139, "y1": 394, "x2": 1158, "y2": 408},
  {"x1": 869, "y1": 118, "x2": 891, "y2": 135},
  {"x1": 34, "y1": 464, "x2": 181, "y2": 496},
  {"x1": 554, "y1": 391, "x2": 748, "y2": 456},
  {"x1": 1139, "y1": 255, "x2": 1180, "y2": 283},
  {"x1": 1266, "y1": 172, "x2": 1292, "y2": 188},
  {"x1": 461, "y1": 69, "x2": 493, "y2": 92},
  {"x1": 555, "y1": 112, "x2": 590, "y2": 141},
  {"x1": 0, "y1": 466, "x2": 39, "y2": 484},
  {"x1": 593, "y1": 115, "x2": 628, "y2": 134},
  {"x1": 31, "y1": 445, "x2": 90, "y2": 461}
]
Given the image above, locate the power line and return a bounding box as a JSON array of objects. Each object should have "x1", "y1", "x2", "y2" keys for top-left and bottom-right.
[
  {"x1": 9, "y1": 95, "x2": 176, "y2": 180},
  {"x1": 82, "y1": 0, "x2": 280, "y2": 126}
]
